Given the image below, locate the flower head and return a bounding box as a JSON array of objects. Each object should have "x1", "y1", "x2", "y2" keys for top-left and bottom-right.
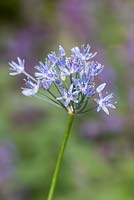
[
  {"x1": 9, "y1": 44, "x2": 116, "y2": 115},
  {"x1": 9, "y1": 57, "x2": 25, "y2": 75}
]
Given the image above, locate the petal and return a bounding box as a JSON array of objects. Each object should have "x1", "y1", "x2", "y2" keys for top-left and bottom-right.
[
  {"x1": 17, "y1": 57, "x2": 24, "y2": 66},
  {"x1": 96, "y1": 83, "x2": 106, "y2": 93},
  {"x1": 71, "y1": 47, "x2": 81, "y2": 57},
  {"x1": 9, "y1": 62, "x2": 18, "y2": 69},
  {"x1": 90, "y1": 52, "x2": 97, "y2": 58},
  {"x1": 48, "y1": 52, "x2": 57, "y2": 63},
  {"x1": 59, "y1": 45, "x2": 65, "y2": 56},
  {"x1": 102, "y1": 104, "x2": 109, "y2": 115},
  {"x1": 55, "y1": 79, "x2": 62, "y2": 86},
  {"x1": 64, "y1": 99, "x2": 70, "y2": 107},
  {"x1": 41, "y1": 80, "x2": 51, "y2": 90},
  {"x1": 56, "y1": 96, "x2": 64, "y2": 100},
  {"x1": 22, "y1": 88, "x2": 35, "y2": 96},
  {"x1": 9, "y1": 71, "x2": 20, "y2": 76},
  {"x1": 81, "y1": 44, "x2": 90, "y2": 54},
  {"x1": 97, "y1": 105, "x2": 101, "y2": 112},
  {"x1": 68, "y1": 84, "x2": 73, "y2": 93},
  {"x1": 104, "y1": 93, "x2": 113, "y2": 101},
  {"x1": 107, "y1": 103, "x2": 116, "y2": 109},
  {"x1": 72, "y1": 91, "x2": 79, "y2": 99},
  {"x1": 72, "y1": 78, "x2": 79, "y2": 85}
]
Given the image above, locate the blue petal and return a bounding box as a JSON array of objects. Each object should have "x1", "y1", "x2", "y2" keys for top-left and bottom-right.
[{"x1": 59, "y1": 45, "x2": 65, "y2": 56}]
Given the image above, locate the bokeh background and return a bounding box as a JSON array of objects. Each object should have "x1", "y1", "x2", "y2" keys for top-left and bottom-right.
[{"x1": 0, "y1": 0, "x2": 134, "y2": 199}]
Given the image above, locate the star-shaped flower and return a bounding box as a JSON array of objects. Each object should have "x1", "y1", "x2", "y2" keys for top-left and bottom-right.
[
  {"x1": 9, "y1": 57, "x2": 25, "y2": 75},
  {"x1": 21, "y1": 80, "x2": 39, "y2": 96},
  {"x1": 71, "y1": 44, "x2": 97, "y2": 61},
  {"x1": 72, "y1": 77, "x2": 95, "y2": 97},
  {"x1": 35, "y1": 61, "x2": 58, "y2": 81},
  {"x1": 57, "y1": 84, "x2": 79, "y2": 107},
  {"x1": 60, "y1": 58, "x2": 82, "y2": 80},
  {"x1": 95, "y1": 83, "x2": 116, "y2": 115}
]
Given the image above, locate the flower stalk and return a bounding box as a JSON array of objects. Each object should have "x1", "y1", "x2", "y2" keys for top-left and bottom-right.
[
  {"x1": 47, "y1": 113, "x2": 75, "y2": 200},
  {"x1": 8, "y1": 44, "x2": 117, "y2": 199}
]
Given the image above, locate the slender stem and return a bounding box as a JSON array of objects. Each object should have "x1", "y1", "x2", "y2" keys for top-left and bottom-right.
[
  {"x1": 38, "y1": 91, "x2": 61, "y2": 106},
  {"x1": 53, "y1": 82, "x2": 62, "y2": 95},
  {"x1": 47, "y1": 113, "x2": 75, "y2": 200},
  {"x1": 47, "y1": 90, "x2": 68, "y2": 111},
  {"x1": 77, "y1": 97, "x2": 89, "y2": 113},
  {"x1": 35, "y1": 95, "x2": 62, "y2": 108},
  {"x1": 23, "y1": 71, "x2": 37, "y2": 82}
]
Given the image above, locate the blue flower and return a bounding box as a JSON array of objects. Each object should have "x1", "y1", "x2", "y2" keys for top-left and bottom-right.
[
  {"x1": 72, "y1": 76, "x2": 95, "y2": 97},
  {"x1": 60, "y1": 58, "x2": 82, "y2": 80},
  {"x1": 89, "y1": 61, "x2": 104, "y2": 76},
  {"x1": 80, "y1": 61, "x2": 104, "y2": 80},
  {"x1": 59, "y1": 45, "x2": 65, "y2": 56},
  {"x1": 71, "y1": 44, "x2": 97, "y2": 61},
  {"x1": 48, "y1": 46, "x2": 65, "y2": 65},
  {"x1": 57, "y1": 84, "x2": 79, "y2": 107},
  {"x1": 95, "y1": 83, "x2": 116, "y2": 115},
  {"x1": 48, "y1": 52, "x2": 58, "y2": 65},
  {"x1": 9, "y1": 57, "x2": 25, "y2": 75},
  {"x1": 41, "y1": 80, "x2": 52, "y2": 90},
  {"x1": 35, "y1": 61, "x2": 58, "y2": 82},
  {"x1": 21, "y1": 80, "x2": 39, "y2": 96},
  {"x1": 9, "y1": 44, "x2": 116, "y2": 115},
  {"x1": 57, "y1": 56, "x2": 66, "y2": 70}
]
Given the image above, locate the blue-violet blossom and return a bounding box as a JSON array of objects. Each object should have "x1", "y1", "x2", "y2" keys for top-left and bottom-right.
[
  {"x1": 9, "y1": 57, "x2": 25, "y2": 75},
  {"x1": 9, "y1": 44, "x2": 116, "y2": 115},
  {"x1": 21, "y1": 80, "x2": 40, "y2": 96},
  {"x1": 95, "y1": 83, "x2": 116, "y2": 115}
]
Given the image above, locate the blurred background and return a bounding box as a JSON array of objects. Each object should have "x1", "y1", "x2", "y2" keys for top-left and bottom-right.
[{"x1": 0, "y1": 0, "x2": 134, "y2": 199}]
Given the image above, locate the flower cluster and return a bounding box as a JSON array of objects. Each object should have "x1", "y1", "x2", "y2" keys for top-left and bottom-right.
[{"x1": 9, "y1": 44, "x2": 116, "y2": 115}]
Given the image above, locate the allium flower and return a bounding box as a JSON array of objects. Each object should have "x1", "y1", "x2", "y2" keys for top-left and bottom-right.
[
  {"x1": 59, "y1": 45, "x2": 66, "y2": 56},
  {"x1": 95, "y1": 83, "x2": 116, "y2": 115},
  {"x1": 57, "y1": 84, "x2": 79, "y2": 107},
  {"x1": 48, "y1": 52, "x2": 58, "y2": 65},
  {"x1": 9, "y1": 57, "x2": 25, "y2": 75},
  {"x1": 22, "y1": 80, "x2": 39, "y2": 96},
  {"x1": 89, "y1": 61, "x2": 104, "y2": 76},
  {"x1": 72, "y1": 77, "x2": 95, "y2": 97},
  {"x1": 9, "y1": 44, "x2": 116, "y2": 115},
  {"x1": 35, "y1": 61, "x2": 58, "y2": 80},
  {"x1": 60, "y1": 58, "x2": 82, "y2": 80},
  {"x1": 48, "y1": 45, "x2": 65, "y2": 65},
  {"x1": 71, "y1": 44, "x2": 97, "y2": 61}
]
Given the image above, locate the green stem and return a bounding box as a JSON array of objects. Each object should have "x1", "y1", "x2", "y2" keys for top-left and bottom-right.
[{"x1": 47, "y1": 113, "x2": 75, "y2": 200}]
